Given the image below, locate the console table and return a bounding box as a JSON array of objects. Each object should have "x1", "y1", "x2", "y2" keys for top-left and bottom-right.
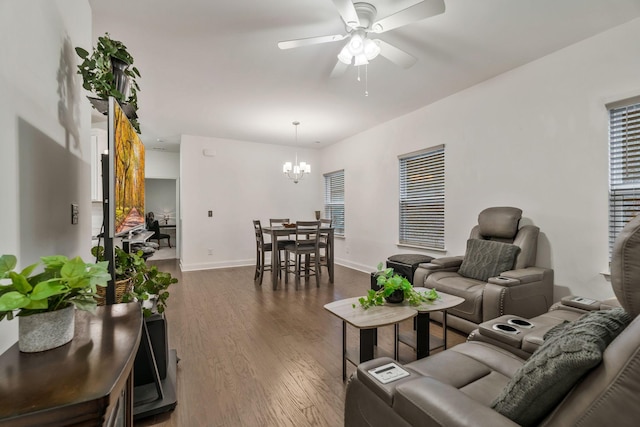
[{"x1": 0, "y1": 303, "x2": 142, "y2": 426}]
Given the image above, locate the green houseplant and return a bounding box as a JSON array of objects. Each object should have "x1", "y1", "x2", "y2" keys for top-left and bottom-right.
[
  {"x1": 0, "y1": 254, "x2": 111, "y2": 352},
  {"x1": 356, "y1": 262, "x2": 439, "y2": 309},
  {"x1": 75, "y1": 33, "x2": 141, "y2": 132},
  {"x1": 92, "y1": 246, "x2": 178, "y2": 317}
]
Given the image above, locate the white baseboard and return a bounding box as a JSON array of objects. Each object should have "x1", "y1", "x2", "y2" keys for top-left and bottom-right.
[
  {"x1": 334, "y1": 258, "x2": 375, "y2": 274},
  {"x1": 179, "y1": 259, "x2": 253, "y2": 272},
  {"x1": 178, "y1": 257, "x2": 376, "y2": 275}
]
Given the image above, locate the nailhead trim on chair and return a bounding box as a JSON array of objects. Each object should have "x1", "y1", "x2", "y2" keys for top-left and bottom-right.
[{"x1": 499, "y1": 288, "x2": 506, "y2": 315}]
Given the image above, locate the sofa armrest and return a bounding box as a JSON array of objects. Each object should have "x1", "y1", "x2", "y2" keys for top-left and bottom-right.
[
  {"x1": 430, "y1": 256, "x2": 464, "y2": 268},
  {"x1": 413, "y1": 256, "x2": 464, "y2": 286},
  {"x1": 483, "y1": 267, "x2": 554, "y2": 321},
  {"x1": 394, "y1": 377, "x2": 519, "y2": 427},
  {"x1": 490, "y1": 267, "x2": 548, "y2": 285}
]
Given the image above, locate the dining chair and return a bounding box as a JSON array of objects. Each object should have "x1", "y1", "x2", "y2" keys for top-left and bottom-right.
[
  {"x1": 252, "y1": 220, "x2": 272, "y2": 286},
  {"x1": 317, "y1": 218, "x2": 333, "y2": 275},
  {"x1": 284, "y1": 221, "x2": 321, "y2": 288},
  {"x1": 269, "y1": 218, "x2": 294, "y2": 276}
]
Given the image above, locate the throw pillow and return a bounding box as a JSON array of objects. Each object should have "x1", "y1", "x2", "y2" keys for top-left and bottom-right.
[
  {"x1": 491, "y1": 308, "x2": 632, "y2": 427},
  {"x1": 457, "y1": 239, "x2": 520, "y2": 282}
]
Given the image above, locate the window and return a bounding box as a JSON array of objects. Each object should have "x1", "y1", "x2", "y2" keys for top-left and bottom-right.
[
  {"x1": 609, "y1": 101, "x2": 640, "y2": 253},
  {"x1": 399, "y1": 145, "x2": 445, "y2": 249},
  {"x1": 324, "y1": 170, "x2": 345, "y2": 236}
]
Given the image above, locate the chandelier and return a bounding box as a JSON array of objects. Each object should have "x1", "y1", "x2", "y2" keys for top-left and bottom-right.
[{"x1": 282, "y1": 121, "x2": 311, "y2": 184}]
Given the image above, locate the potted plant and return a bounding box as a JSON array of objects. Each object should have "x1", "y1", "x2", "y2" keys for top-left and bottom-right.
[
  {"x1": 123, "y1": 262, "x2": 178, "y2": 318},
  {"x1": 92, "y1": 245, "x2": 144, "y2": 305},
  {"x1": 356, "y1": 262, "x2": 439, "y2": 309},
  {"x1": 91, "y1": 246, "x2": 178, "y2": 317},
  {"x1": 75, "y1": 33, "x2": 141, "y2": 132},
  {"x1": 0, "y1": 254, "x2": 111, "y2": 352}
]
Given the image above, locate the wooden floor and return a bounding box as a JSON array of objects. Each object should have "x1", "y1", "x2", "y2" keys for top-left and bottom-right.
[{"x1": 136, "y1": 261, "x2": 467, "y2": 427}]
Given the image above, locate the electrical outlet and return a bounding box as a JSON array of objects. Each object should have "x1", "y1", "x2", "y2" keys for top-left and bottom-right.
[{"x1": 208, "y1": 249, "x2": 213, "y2": 255}]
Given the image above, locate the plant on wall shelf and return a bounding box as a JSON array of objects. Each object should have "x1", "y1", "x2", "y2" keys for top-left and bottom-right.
[
  {"x1": 75, "y1": 33, "x2": 141, "y2": 132},
  {"x1": 355, "y1": 262, "x2": 439, "y2": 309}
]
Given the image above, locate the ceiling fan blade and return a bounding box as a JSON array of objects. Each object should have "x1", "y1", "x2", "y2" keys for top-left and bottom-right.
[
  {"x1": 278, "y1": 34, "x2": 347, "y2": 50},
  {"x1": 371, "y1": 0, "x2": 445, "y2": 34},
  {"x1": 330, "y1": 60, "x2": 349, "y2": 78},
  {"x1": 375, "y1": 40, "x2": 417, "y2": 69},
  {"x1": 331, "y1": 0, "x2": 360, "y2": 28}
]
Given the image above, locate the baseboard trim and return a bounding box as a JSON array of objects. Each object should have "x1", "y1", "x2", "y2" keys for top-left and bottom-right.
[
  {"x1": 178, "y1": 257, "x2": 375, "y2": 274},
  {"x1": 179, "y1": 259, "x2": 253, "y2": 272}
]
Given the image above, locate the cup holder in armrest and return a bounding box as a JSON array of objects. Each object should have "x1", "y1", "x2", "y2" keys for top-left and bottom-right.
[
  {"x1": 507, "y1": 318, "x2": 534, "y2": 329},
  {"x1": 492, "y1": 323, "x2": 520, "y2": 334}
]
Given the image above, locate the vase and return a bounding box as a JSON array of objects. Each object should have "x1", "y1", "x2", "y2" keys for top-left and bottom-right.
[
  {"x1": 315, "y1": 210, "x2": 321, "y2": 220},
  {"x1": 111, "y1": 57, "x2": 132, "y2": 100},
  {"x1": 385, "y1": 289, "x2": 405, "y2": 304},
  {"x1": 18, "y1": 305, "x2": 75, "y2": 353}
]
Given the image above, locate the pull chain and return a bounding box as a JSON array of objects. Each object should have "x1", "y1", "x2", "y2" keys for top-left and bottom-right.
[{"x1": 365, "y1": 64, "x2": 369, "y2": 97}]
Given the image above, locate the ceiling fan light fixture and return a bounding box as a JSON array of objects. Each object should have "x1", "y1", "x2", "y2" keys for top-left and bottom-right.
[
  {"x1": 354, "y1": 53, "x2": 369, "y2": 66},
  {"x1": 338, "y1": 44, "x2": 353, "y2": 64},
  {"x1": 348, "y1": 30, "x2": 366, "y2": 54},
  {"x1": 363, "y1": 38, "x2": 380, "y2": 60}
]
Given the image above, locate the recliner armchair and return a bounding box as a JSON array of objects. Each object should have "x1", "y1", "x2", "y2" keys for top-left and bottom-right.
[
  {"x1": 345, "y1": 214, "x2": 640, "y2": 426},
  {"x1": 413, "y1": 207, "x2": 553, "y2": 334}
]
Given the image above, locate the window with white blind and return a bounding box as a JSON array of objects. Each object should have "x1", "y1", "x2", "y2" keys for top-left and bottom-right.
[
  {"x1": 399, "y1": 145, "x2": 445, "y2": 249},
  {"x1": 609, "y1": 101, "x2": 640, "y2": 254},
  {"x1": 324, "y1": 170, "x2": 345, "y2": 236}
]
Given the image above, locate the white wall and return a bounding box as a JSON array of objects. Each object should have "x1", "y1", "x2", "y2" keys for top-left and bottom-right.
[
  {"x1": 146, "y1": 179, "x2": 177, "y2": 220},
  {"x1": 146, "y1": 150, "x2": 180, "y2": 179},
  {"x1": 180, "y1": 135, "x2": 321, "y2": 270},
  {"x1": 320, "y1": 17, "x2": 640, "y2": 302},
  {"x1": 0, "y1": 0, "x2": 92, "y2": 354}
]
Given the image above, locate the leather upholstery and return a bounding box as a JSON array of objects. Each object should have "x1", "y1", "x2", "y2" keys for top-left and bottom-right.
[
  {"x1": 345, "y1": 214, "x2": 640, "y2": 427},
  {"x1": 416, "y1": 207, "x2": 553, "y2": 333},
  {"x1": 611, "y1": 214, "x2": 640, "y2": 317}
]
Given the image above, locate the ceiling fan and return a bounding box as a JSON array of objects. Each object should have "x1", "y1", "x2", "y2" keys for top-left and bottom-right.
[{"x1": 278, "y1": 0, "x2": 445, "y2": 77}]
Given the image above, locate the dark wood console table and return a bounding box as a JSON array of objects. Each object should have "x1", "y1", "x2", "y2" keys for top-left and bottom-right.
[{"x1": 0, "y1": 303, "x2": 142, "y2": 426}]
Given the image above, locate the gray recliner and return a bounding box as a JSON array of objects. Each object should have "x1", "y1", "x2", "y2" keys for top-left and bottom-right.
[
  {"x1": 413, "y1": 207, "x2": 554, "y2": 334},
  {"x1": 344, "y1": 214, "x2": 640, "y2": 427}
]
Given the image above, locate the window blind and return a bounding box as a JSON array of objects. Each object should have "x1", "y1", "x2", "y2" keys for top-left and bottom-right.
[
  {"x1": 609, "y1": 103, "x2": 640, "y2": 253},
  {"x1": 399, "y1": 145, "x2": 445, "y2": 249},
  {"x1": 324, "y1": 170, "x2": 345, "y2": 236}
]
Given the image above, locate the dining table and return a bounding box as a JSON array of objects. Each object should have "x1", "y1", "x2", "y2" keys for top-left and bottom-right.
[{"x1": 262, "y1": 224, "x2": 335, "y2": 289}]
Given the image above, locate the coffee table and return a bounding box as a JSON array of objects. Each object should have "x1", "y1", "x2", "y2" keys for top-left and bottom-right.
[
  {"x1": 324, "y1": 290, "x2": 464, "y2": 380},
  {"x1": 401, "y1": 288, "x2": 465, "y2": 359},
  {"x1": 324, "y1": 297, "x2": 416, "y2": 381}
]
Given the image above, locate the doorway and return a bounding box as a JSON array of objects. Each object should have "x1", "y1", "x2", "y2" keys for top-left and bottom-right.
[{"x1": 145, "y1": 178, "x2": 179, "y2": 260}]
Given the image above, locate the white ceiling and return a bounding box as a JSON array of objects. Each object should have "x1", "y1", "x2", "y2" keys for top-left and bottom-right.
[{"x1": 88, "y1": 0, "x2": 640, "y2": 152}]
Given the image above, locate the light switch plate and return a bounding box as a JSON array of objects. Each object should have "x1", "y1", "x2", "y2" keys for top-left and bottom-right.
[{"x1": 71, "y1": 204, "x2": 79, "y2": 225}]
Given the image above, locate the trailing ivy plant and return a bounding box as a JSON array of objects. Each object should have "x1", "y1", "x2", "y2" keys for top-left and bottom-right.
[
  {"x1": 355, "y1": 262, "x2": 439, "y2": 309},
  {"x1": 92, "y1": 246, "x2": 178, "y2": 317},
  {"x1": 75, "y1": 33, "x2": 141, "y2": 132}
]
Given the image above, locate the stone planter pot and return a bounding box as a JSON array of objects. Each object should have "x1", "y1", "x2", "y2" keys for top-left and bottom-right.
[{"x1": 18, "y1": 305, "x2": 75, "y2": 353}]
